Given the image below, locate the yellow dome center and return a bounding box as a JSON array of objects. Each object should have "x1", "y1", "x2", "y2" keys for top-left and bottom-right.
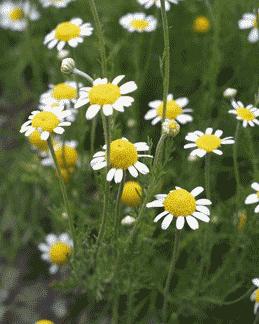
[
  {"x1": 256, "y1": 289, "x2": 259, "y2": 303},
  {"x1": 196, "y1": 134, "x2": 221, "y2": 152},
  {"x1": 55, "y1": 145, "x2": 78, "y2": 168},
  {"x1": 236, "y1": 107, "x2": 255, "y2": 121},
  {"x1": 31, "y1": 112, "x2": 60, "y2": 132},
  {"x1": 49, "y1": 242, "x2": 72, "y2": 265},
  {"x1": 110, "y1": 139, "x2": 138, "y2": 169},
  {"x1": 9, "y1": 8, "x2": 24, "y2": 21},
  {"x1": 52, "y1": 83, "x2": 77, "y2": 100},
  {"x1": 156, "y1": 100, "x2": 183, "y2": 119},
  {"x1": 193, "y1": 16, "x2": 210, "y2": 33},
  {"x1": 131, "y1": 19, "x2": 149, "y2": 30},
  {"x1": 35, "y1": 320, "x2": 55, "y2": 324},
  {"x1": 28, "y1": 130, "x2": 49, "y2": 151},
  {"x1": 55, "y1": 22, "x2": 80, "y2": 41},
  {"x1": 163, "y1": 189, "x2": 196, "y2": 217},
  {"x1": 89, "y1": 83, "x2": 120, "y2": 105},
  {"x1": 121, "y1": 181, "x2": 142, "y2": 207}
]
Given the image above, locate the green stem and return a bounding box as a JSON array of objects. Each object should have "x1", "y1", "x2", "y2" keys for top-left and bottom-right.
[
  {"x1": 153, "y1": 134, "x2": 167, "y2": 168},
  {"x1": 205, "y1": 155, "x2": 211, "y2": 199},
  {"x1": 126, "y1": 289, "x2": 134, "y2": 324},
  {"x1": 114, "y1": 172, "x2": 126, "y2": 242},
  {"x1": 87, "y1": 0, "x2": 107, "y2": 76},
  {"x1": 90, "y1": 116, "x2": 97, "y2": 156},
  {"x1": 112, "y1": 298, "x2": 119, "y2": 324},
  {"x1": 47, "y1": 137, "x2": 76, "y2": 242},
  {"x1": 73, "y1": 68, "x2": 94, "y2": 83},
  {"x1": 233, "y1": 122, "x2": 241, "y2": 210},
  {"x1": 162, "y1": 230, "x2": 181, "y2": 322},
  {"x1": 246, "y1": 128, "x2": 258, "y2": 177},
  {"x1": 160, "y1": 0, "x2": 170, "y2": 123}
]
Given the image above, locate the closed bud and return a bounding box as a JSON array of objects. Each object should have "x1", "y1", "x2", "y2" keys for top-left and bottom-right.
[
  {"x1": 121, "y1": 215, "x2": 136, "y2": 226},
  {"x1": 223, "y1": 88, "x2": 237, "y2": 98},
  {"x1": 162, "y1": 119, "x2": 180, "y2": 137},
  {"x1": 61, "y1": 58, "x2": 75, "y2": 75}
]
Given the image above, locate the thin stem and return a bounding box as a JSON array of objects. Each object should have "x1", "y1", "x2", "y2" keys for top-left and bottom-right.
[
  {"x1": 205, "y1": 155, "x2": 211, "y2": 199},
  {"x1": 90, "y1": 116, "x2": 97, "y2": 155},
  {"x1": 114, "y1": 172, "x2": 126, "y2": 243},
  {"x1": 233, "y1": 122, "x2": 241, "y2": 210},
  {"x1": 73, "y1": 68, "x2": 94, "y2": 83},
  {"x1": 162, "y1": 230, "x2": 181, "y2": 322},
  {"x1": 246, "y1": 128, "x2": 258, "y2": 177},
  {"x1": 126, "y1": 289, "x2": 134, "y2": 324},
  {"x1": 160, "y1": 0, "x2": 170, "y2": 122},
  {"x1": 112, "y1": 298, "x2": 119, "y2": 324},
  {"x1": 222, "y1": 287, "x2": 254, "y2": 306},
  {"x1": 87, "y1": 0, "x2": 107, "y2": 76},
  {"x1": 47, "y1": 137, "x2": 76, "y2": 242}
]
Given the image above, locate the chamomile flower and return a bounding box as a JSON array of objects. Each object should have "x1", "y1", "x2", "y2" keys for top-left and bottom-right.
[
  {"x1": 44, "y1": 18, "x2": 93, "y2": 51},
  {"x1": 184, "y1": 128, "x2": 235, "y2": 158},
  {"x1": 245, "y1": 182, "x2": 259, "y2": 213},
  {"x1": 40, "y1": 0, "x2": 73, "y2": 8},
  {"x1": 250, "y1": 278, "x2": 259, "y2": 314},
  {"x1": 38, "y1": 233, "x2": 73, "y2": 274},
  {"x1": 121, "y1": 181, "x2": 142, "y2": 207},
  {"x1": 137, "y1": 0, "x2": 182, "y2": 11},
  {"x1": 229, "y1": 100, "x2": 259, "y2": 127},
  {"x1": 40, "y1": 100, "x2": 77, "y2": 123},
  {"x1": 90, "y1": 138, "x2": 152, "y2": 183},
  {"x1": 0, "y1": 1, "x2": 39, "y2": 31},
  {"x1": 238, "y1": 10, "x2": 259, "y2": 43},
  {"x1": 144, "y1": 94, "x2": 192, "y2": 126},
  {"x1": 35, "y1": 320, "x2": 55, "y2": 324},
  {"x1": 75, "y1": 76, "x2": 137, "y2": 119},
  {"x1": 147, "y1": 186, "x2": 212, "y2": 230},
  {"x1": 28, "y1": 130, "x2": 49, "y2": 152},
  {"x1": 119, "y1": 13, "x2": 157, "y2": 33},
  {"x1": 20, "y1": 106, "x2": 71, "y2": 140},
  {"x1": 193, "y1": 16, "x2": 210, "y2": 33}
]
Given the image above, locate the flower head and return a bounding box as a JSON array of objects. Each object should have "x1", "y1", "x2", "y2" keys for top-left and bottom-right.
[
  {"x1": 245, "y1": 182, "x2": 259, "y2": 213},
  {"x1": 61, "y1": 58, "x2": 75, "y2": 74},
  {"x1": 238, "y1": 10, "x2": 259, "y2": 43},
  {"x1": 20, "y1": 106, "x2": 71, "y2": 140},
  {"x1": 35, "y1": 320, "x2": 55, "y2": 324},
  {"x1": 40, "y1": 0, "x2": 73, "y2": 8},
  {"x1": 90, "y1": 138, "x2": 152, "y2": 183},
  {"x1": 184, "y1": 128, "x2": 235, "y2": 158},
  {"x1": 75, "y1": 76, "x2": 137, "y2": 119},
  {"x1": 193, "y1": 16, "x2": 210, "y2": 33},
  {"x1": 44, "y1": 18, "x2": 93, "y2": 51},
  {"x1": 251, "y1": 278, "x2": 259, "y2": 314},
  {"x1": 223, "y1": 88, "x2": 237, "y2": 99},
  {"x1": 229, "y1": 100, "x2": 259, "y2": 127},
  {"x1": 137, "y1": 0, "x2": 182, "y2": 11},
  {"x1": 0, "y1": 1, "x2": 39, "y2": 31},
  {"x1": 28, "y1": 130, "x2": 49, "y2": 152},
  {"x1": 162, "y1": 119, "x2": 180, "y2": 137},
  {"x1": 119, "y1": 13, "x2": 157, "y2": 33},
  {"x1": 147, "y1": 186, "x2": 212, "y2": 230},
  {"x1": 121, "y1": 181, "x2": 142, "y2": 207},
  {"x1": 38, "y1": 233, "x2": 73, "y2": 274},
  {"x1": 144, "y1": 94, "x2": 192, "y2": 125}
]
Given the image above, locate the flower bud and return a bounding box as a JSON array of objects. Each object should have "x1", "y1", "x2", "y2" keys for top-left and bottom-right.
[
  {"x1": 121, "y1": 215, "x2": 136, "y2": 226},
  {"x1": 223, "y1": 88, "x2": 237, "y2": 99},
  {"x1": 61, "y1": 58, "x2": 75, "y2": 75},
  {"x1": 162, "y1": 119, "x2": 180, "y2": 137}
]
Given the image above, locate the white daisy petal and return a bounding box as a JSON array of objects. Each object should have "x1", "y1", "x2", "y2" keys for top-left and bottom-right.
[
  {"x1": 154, "y1": 210, "x2": 169, "y2": 222},
  {"x1": 245, "y1": 193, "x2": 259, "y2": 205},
  {"x1": 191, "y1": 186, "x2": 204, "y2": 197},
  {"x1": 161, "y1": 214, "x2": 173, "y2": 230},
  {"x1": 176, "y1": 216, "x2": 185, "y2": 230},
  {"x1": 186, "y1": 216, "x2": 199, "y2": 230}
]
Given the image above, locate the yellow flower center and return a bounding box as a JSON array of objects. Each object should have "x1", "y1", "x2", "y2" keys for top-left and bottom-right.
[
  {"x1": 28, "y1": 131, "x2": 49, "y2": 151},
  {"x1": 196, "y1": 134, "x2": 221, "y2": 152},
  {"x1": 110, "y1": 139, "x2": 138, "y2": 169},
  {"x1": 237, "y1": 211, "x2": 247, "y2": 232},
  {"x1": 31, "y1": 112, "x2": 60, "y2": 132},
  {"x1": 130, "y1": 19, "x2": 149, "y2": 30},
  {"x1": 121, "y1": 181, "x2": 142, "y2": 207},
  {"x1": 9, "y1": 8, "x2": 24, "y2": 21},
  {"x1": 256, "y1": 289, "x2": 259, "y2": 303},
  {"x1": 35, "y1": 320, "x2": 55, "y2": 324},
  {"x1": 49, "y1": 242, "x2": 72, "y2": 265},
  {"x1": 156, "y1": 100, "x2": 183, "y2": 119},
  {"x1": 55, "y1": 145, "x2": 78, "y2": 168},
  {"x1": 193, "y1": 16, "x2": 210, "y2": 33},
  {"x1": 52, "y1": 83, "x2": 77, "y2": 100},
  {"x1": 163, "y1": 189, "x2": 196, "y2": 217},
  {"x1": 55, "y1": 22, "x2": 81, "y2": 41},
  {"x1": 89, "y1": 83, "x2": 120, "y2": 105},
  {"x1": 60, "y1": 167, "x2": 74, "y2": 183},
  {"x1": 236, "y1": 107, "x2": 255, "y2": 121}
]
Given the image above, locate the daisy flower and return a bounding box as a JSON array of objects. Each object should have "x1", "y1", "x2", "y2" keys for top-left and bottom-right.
[
  {"x1": 147, "y1": 186, "x2": 212, "y2": 230},
  {"x1": 137, "y1": 0, "x2": 182, "y2": 11},
  {"x1": 28, "y1": 129, "x2": 49, "y2": 152},
  {"x1": 0, "y1": 1, "x2": 39, "y2": 31},
  {"x1": 144, "y1": 94, "x2": 192, "y2": 126},
  {"x1": 121, "y1": 181, "x2": 142, "y2": 207},
  {"x1": 251, "y1": 278, "x2": 259, "y2": 314},
  {"x1": 245, "y1": 182, "x2": 259, "y2": 213},
  {"x1": 38, "y1": 233, "x2": 73, "y2": 274},
  {"x1": 75, "y1": 76, "x2": 137, "y2": 119},
  {"x1": 35, "y1": 320, "x2": 54, "y2": 324},
  {"x1": 40, "y1": 0, "x2": 73, "y2": 8},
  {"x1": 20, "y1": 106, "x2": 71, "y2": 140},
  {"x1": 229, "y1": 100, "x2": 259, "y2": 127},
  {"x1": 90, "y1": 138, "x2": 152, "y2": 183},
  {"x1": 44, "y1": 18, "x2": 93, "y2": 51},
  {"x1": 184, "y1": 128, "x2": 235, "y2": 158},
  {"x1": 119, "y1": 12, "x2": 157, "y2": 33},
  {"x1": 238, "y1": 10, "x2": 259, "y2": 43}
]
